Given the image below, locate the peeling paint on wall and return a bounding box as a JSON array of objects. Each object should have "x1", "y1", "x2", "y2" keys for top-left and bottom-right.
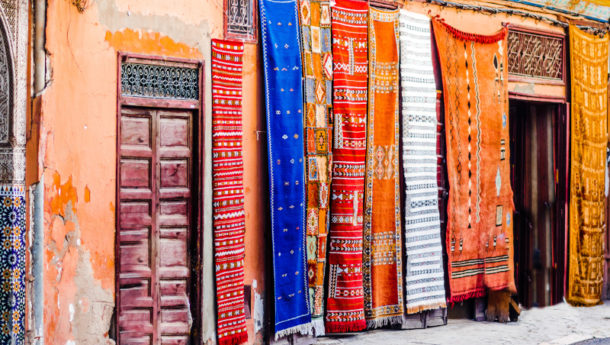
[
  {"x1": 27, "y1": 179, "x2": 45, "y2": 345},
  {"x1": 38, "y1": 0, "x2": 223, "y2": 340},
  {"x1": 45, "y1": 172, "x2": 114, "y2": 345},
  {"x1": 252, "y1": 279, "x2": 264, "y2": 335},
  {"x1": 35, "y1": 0, "x2": 263, "y2": 342},
  {"x1": 95, "y1": 0, "x2": 216, "y2": 56},
  {"x1": 512, "y1": 82, "x2": 537, "y2": 95},
  {"x1": 104, "y1": 29, "x2": 203, "y2": 59},
  {"x1": 72, "y1": 0, "x2": 90, "y2": 13}
]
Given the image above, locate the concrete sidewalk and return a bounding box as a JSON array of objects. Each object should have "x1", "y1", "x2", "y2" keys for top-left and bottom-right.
[{"x1": 316, "y1": 302, "x2": 610, "y2": 345}]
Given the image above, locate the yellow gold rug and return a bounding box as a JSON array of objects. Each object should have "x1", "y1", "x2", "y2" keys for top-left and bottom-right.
[{"x1": 568, "y1": 25, "x2": 609, "y2": 306}]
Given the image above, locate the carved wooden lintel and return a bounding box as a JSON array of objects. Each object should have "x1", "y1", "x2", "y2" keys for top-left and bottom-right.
[{"x1": 506, "y1": 24, "x2": 566, "y2": 85}]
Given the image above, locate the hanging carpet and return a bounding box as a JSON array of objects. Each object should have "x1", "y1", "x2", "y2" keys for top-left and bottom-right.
[
  {"x1": 399, "y1": 10, "x2": 447, "y2": 314},
  {"x1": 567, "y1": 25, "x2": 608, "y2": 306},
  {"x1": 362, "y1": 7, "x2": 403, "y2": 329},
  {"x1": 259, "y1": 0, "x2": 312, "y2": 337},
  {"x1": 211, "y1": 39, "x2": 248, "y2": 345},
  {"x1": 325, "y1": 0, "x2": 368, "y2": 333},
  {"x1": 432, "y1": 19, "x2": 516, "y2": 303},
  {"x1": 299, "y1": 0, "x2": 333, "y2": 335}
]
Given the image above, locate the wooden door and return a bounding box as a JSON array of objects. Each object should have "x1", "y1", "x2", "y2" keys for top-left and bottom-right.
[
  {"x1": 117, "y1": 107, "x2": 199, "y2": 345},
  {"x1": 510, "y1": 101, "x2": 565, "y2": 307}
]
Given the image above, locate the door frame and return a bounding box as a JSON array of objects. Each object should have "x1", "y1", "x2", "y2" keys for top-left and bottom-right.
[
  {"x1": 115, "y1": 52, "x2": 205, "y2": 344},
  {"x1": 508, "y1": 91, "x2": 570, "y2": 305}
]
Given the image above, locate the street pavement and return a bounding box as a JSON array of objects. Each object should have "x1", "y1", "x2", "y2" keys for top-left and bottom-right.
[{"x1": 315, "y1": 301, "x2": 610, "y2": 345}]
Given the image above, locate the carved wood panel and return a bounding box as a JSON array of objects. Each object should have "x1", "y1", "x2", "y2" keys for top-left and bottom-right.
[
  {"x1": 0, "y1": 0, "x2": 15, "y2": 41},
  {"x1": 223, "y1": 0, "x2": 257, "y2": 43},
  {"x1": 121, "y1": 63, "x2": 199, "y2": 100},
  {"x1": 118, "y1": 107, "x2": 196, "y2": 345},
  {"x1": 507, "y1": 29, "x2": 565, "y2": 83},
  {"x1": 0, "y1": 16, "x2": 10, "y2": 145}
]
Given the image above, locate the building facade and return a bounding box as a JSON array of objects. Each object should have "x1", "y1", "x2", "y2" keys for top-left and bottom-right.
[{"x1": 0, "y1": 0, "x2": 602, "y2": 344}]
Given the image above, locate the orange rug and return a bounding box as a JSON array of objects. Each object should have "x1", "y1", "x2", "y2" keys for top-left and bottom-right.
[
  {"x1": 432, "y1": 19, "x2": 516, "y2": 302},
  {"x1": 362, "y1": 7, "x2": 403, "y2": 328},
  {"x1": 567, "y1": 25, "x2": 609, "y2": 306},
  {"x1": 299, "y1": 0, "x2": 333, "y2": 334}
]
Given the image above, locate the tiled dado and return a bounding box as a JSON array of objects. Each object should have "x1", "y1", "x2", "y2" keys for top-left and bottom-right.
[{"x1": 0, "y1": 183, "x2": 25, "y2": 344}]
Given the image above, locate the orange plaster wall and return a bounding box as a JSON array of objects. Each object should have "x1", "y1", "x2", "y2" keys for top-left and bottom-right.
[
  {"x1": 115, "y1": 0, "x2": 224, "y2": 27},
  {"x1": 42, "y1": 1, "x2": 120, "y2": 342},
  {"x1": 241, "y1": 43, "x2": 268, "y2": 345},
  {"x1": 36, "y1": 0, "x2": 259, "y2": 343},
  {"x1": 104, "y1": 29, "x2": 203, "y2": 60},
  {"x1": 41, "y1": 2, "x2": 119, "y2": 342}
]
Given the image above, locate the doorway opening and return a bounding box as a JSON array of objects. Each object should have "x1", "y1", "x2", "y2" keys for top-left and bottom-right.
[
  {"x1": 115, "y1": 55, "x2": 204, "y2": 345},
  {"x1": 509, "y1": 99, "x2": 568, "y2": 308}
]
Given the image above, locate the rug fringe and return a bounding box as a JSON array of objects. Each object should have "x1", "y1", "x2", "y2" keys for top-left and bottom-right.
[
  {"x1": 311, "y1": 317, "x2": 326, "y2": 337},
  {"x1": 433, "y1": 17, "x2": 507, "y2": 43},
  {"x1": 448, "y1": 289, "x2": 487, "y2": 304},
  {"x1": 218, "y1": 331, "x2": 248, "y2": 345},
  {"x1": 324, "y1": 320, "x2": 367, "y2": 334},
  {"x1": 566, "y1": 296, "x2": 603, "y2": 307},
  {"x1": 274, "y1": 322, "x2": 313, "y2": 340},
  {"x1": 366, "y1": 315, "x2": 403, "y2": 329},
  {"x1": 406, "y1": 302, "x2": 447, "y2": 315}
]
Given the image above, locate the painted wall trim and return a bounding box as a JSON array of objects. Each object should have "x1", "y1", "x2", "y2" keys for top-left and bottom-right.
[
  {"x1": 33, "y1": 0, "x2": 49, "y2": 96},
  {"x1": 27, "y1": 178, "x2": 44, "y2": 345}
]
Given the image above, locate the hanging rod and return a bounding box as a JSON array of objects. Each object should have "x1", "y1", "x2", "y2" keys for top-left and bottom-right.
[
  {"x1": 369, "y1": 0, "x2": 400, "y2": 10},
  {"x1": 420, "y1": 0, "x2": 608, "y2": 35}
]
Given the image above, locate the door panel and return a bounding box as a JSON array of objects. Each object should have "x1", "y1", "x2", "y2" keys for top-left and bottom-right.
[
  {"x1": 118, "y1": 107, "x2": 196, "y2": 345},
  {"x1": 510, "y1": 101, "x2": 564, "y2": 307}
]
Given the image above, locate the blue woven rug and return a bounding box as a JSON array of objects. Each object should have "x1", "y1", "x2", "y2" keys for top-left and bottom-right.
[{"x1": 259, "y1": 0, "x2": 312, "y2": 338}]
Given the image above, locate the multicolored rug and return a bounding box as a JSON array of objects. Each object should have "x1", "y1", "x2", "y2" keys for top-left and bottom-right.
[
  {"x1": 0, "y1": 184, "x2": 25, "y2": 344},
  {"x1": 363, "y1": 7, "x2": 403, "y2": 329},
  {"x1": 259, "y1": 0, "x2": 312, "y2": 337},
  {"x1": 211, "y1": 39, "x2": 248, "y2": 345},
  {"x1": 325, "y1": 0, "x2": 368, "y2": 333},
  {"x1": 299, "y1": 0, "x2": 333, "y2": 335},
  {"x1": 567, "y1": 25, "x2": 608, "y2": 306},
  {"x1": 432, "y1": 19, "x2": 516, "y2": 302},
  {"x1": 399, "y1": 10, "x2": 447, "y2": 314}
]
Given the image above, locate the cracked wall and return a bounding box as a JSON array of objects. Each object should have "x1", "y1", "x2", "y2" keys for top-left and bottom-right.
[
  {"x1": 30, "y1": 0, "x2": 266, "y2": 343},
  {"x1": 45, "y1": 173, "x2": 114, "y2": 345}
]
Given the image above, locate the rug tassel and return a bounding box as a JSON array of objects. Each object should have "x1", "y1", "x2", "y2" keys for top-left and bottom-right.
[
  {"x1": 366, "y1": 315, "x2": 403, "y2": 329},
  {"x1": 311, "y1": 318, "x2": 326, "y2": 337},
  {"x1": 218, "y1": 332, "x2": 248, "y2": 345},
  {"x1": 406, "y1": 302, "x2": 447, "y2": 315},
  {"x1": 324, "y1": 320, "x2": 367, "y2": 334},
  {"x1": 274, "y1": 322, "x2": 313, "y2": 340},
  {"x1": 448, "y1": 289, "x2": 487, "y2": 304},
  {"x1": 434, "y1": 18, "x2": 507, "y2": 43}
]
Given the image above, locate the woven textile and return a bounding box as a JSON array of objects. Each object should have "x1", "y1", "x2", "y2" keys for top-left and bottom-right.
[
  {"x1": 0, "y1": 184, "x2": 25, "y2": 344},
  {"x1": 299, "y1": 0, "x2": 333, "y2": 335},
  {"x1": 211, "y1": 39, "x2": 248, "y2": 345},
  {"x1": 362, "y1": 7, "x2": 403, "y2": 328},
  {"x1": 399, "y1": 10, "x2": 446, "y2": 314},
  {"x1": 567, "y1": 25, "x2": 608, "y2": 306},
  {"x1": 432, "y1": 19, "x2": 516, "y2": 302},
  {"x1": 259, "y1": 0, "x2": 312, "y2": 337},
  {"x1": 325, "y1": 0, "x2": 368, "y2": 333}
]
